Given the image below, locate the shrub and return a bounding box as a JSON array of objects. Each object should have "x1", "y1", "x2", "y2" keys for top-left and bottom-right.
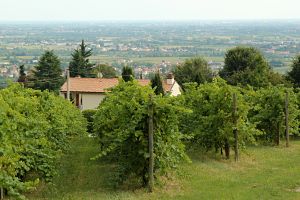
[
  {"x1": 93, "y1": 80, "x2": 188, "y2": 186},
  {"x1": 82, "y1": 109, "x2": 97, "y2": 133}
]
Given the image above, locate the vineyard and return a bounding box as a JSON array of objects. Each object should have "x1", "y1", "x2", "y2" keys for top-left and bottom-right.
[
  {"x1": 91, "y1": 79, "x2": 299, "y2": 191},
  {"x1": 0, "y1": 84, "x2": 86, "y2": 199},
  {"x1": 1, "y1": 78, "x2": 300, "y2": 199}
]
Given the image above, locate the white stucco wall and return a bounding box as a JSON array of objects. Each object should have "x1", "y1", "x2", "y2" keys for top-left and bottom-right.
[
  {"x1": 170, "y1": 82, "x2": 181, "y2": 96},
  {"x1": 59, "y1": 92, "x2": 65, "y2": 98},
  {"x1": 81, "y1": 93, "x2": 106, "y2": 110}
]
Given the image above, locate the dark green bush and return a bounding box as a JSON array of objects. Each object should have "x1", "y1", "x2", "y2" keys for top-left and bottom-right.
[{"x1": 82, "y1": 109, "x2": 97, "y2": 133}]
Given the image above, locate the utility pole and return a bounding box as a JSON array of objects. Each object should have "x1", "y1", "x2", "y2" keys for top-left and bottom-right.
[
  {"x1": 148, "y1": 94, "x2": 154, "y2": 192},
  {"x1": 67, "y1": 68, "x2": 70, "y2": 101},
  {"x1": 233, "y1": 93, "x2": 239, "y2": 162},
  {"x1": 285, "y1": 91, "x2": 289, "y2": 147}
]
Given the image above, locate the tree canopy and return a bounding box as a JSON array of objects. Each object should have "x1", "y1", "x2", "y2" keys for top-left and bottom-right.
[
  {"x1": 30, "y1": 50, "x2": 64, "y2": 92},
  {"x1": 220, "y1": 46, "x2": 271, "y2": 87},
  {"x1": 69, "y1": 40, "x2": 95, "y2": 78},
  {"x1": 173, "y1": 57, "x2": 212, "y2": 88},
  {"x1": 94, "y1": 64, "x2": 117, "y2": 78},
  {"x1": 288, "y1": 55, "x2": 300, "y2": 88}
]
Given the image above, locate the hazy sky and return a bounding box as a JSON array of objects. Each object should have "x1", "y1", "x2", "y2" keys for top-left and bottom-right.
[{"x1": 1, "y1": 0, "x2": 300, "y2": 21}]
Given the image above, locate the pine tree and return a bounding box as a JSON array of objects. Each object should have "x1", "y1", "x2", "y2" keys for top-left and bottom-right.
[
  {"x1": 31, "y1": 50, "x2": 64, "y2": 92},
  {"x1": 69, "y1": 40, "x2": 95, "y2": 77},
  {"x1": 122, "y1": 66, "x2": 134, "y2": 82},
  {"x1": 151, "y1": 71, "x2": 164, "y2": 95}
]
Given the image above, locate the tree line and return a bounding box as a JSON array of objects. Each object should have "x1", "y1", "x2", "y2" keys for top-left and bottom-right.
[
  {"x1": 17, "y1": 40, "x2": 118, "y2": 93},
  {"x1": 15, "y1": 44, "x2": 300, "y2": 95},
  {"x1": 173, "y1": 46, "x2": 299, "y2": 89}
]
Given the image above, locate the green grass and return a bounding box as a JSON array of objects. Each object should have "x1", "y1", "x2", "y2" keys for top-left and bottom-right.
[{"x1": 27, "y1": 137, "x2": 300, "y2": 200}]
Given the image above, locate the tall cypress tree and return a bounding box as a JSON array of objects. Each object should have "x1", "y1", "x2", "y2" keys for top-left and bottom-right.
[
  {"x1": 122, "y1": 66, "x2": 134, "y2": 82},
  {"x1": 31, "y1": 50, "x2": 64, "y2": 92},
  {"x1": 17, "y1": 65, "x2": 27, "y2": 83},
  {"x1": 69, "y1": 40, "x2": 95, "y2": 77},
  {"x1": 151, "y1": 72, "x2": 164, "y2": 95}
]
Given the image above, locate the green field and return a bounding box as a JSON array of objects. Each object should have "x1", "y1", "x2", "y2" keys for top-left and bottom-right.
[{"x1": 26, "y1": 137, "x2": 300, "y2": 200}]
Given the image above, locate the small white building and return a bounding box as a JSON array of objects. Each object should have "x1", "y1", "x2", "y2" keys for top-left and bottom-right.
[{"x1": 60, "y1": 75, "x2": 181, "y2": 110}]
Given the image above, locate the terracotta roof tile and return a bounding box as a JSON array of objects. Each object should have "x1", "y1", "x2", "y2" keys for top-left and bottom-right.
[{"x1": 60, "y1": 78, "x2": 153, "y2": 93}]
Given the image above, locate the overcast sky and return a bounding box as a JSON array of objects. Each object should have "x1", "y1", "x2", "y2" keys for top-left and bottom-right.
[{"x1": 0, "y1": 0, "x2": 300, "y2": 21}]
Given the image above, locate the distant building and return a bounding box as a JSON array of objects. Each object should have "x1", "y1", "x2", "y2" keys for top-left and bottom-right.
[
  {"x1": 60, "y1": 76, "x2": 181, "y2": 110},
  {"x1": 208, "y1": 61, "x2": 224, "y2": 71}
]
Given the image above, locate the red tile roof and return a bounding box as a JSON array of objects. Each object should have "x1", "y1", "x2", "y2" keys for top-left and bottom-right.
[{"x1": 60, "y1": 77, "x2": 174, "y2": 93}]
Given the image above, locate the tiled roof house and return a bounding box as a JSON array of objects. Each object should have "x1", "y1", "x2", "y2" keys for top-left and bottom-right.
[{"x1": 60, "y1": 74, "x2": 181, "y2": 110}]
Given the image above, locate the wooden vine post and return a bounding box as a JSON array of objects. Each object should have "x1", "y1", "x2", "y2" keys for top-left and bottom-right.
[
  {"x1": 0, "y1": 186, "x2": 3, "y2": 200},
  {"x1": 148, "y1": 94, "x2": 154, "y2": 192},
  {"x1": 285, "y1": 91, "x2": 289, "y2": 147},
  {"x1": 275, "y1": 121, "x2": 280, "y2": 146},
  {"x1": 233, "y1": 93, "x2": 239, "y2": 162},
  {"x1": 0, "y1": 165, "x2": 3, "y2": 200}
]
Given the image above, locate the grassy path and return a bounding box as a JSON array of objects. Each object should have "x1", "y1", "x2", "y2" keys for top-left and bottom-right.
[{"x1": 27, "y1": 137, "x2": 300, "y2": 200}]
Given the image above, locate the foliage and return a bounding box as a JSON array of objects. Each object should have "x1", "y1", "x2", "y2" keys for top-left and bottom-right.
[
  {"x1": 69, "y1": 40, "x2": 95, "y2": 78},
  {"x1": 248, "y1": 86, "x2": 299, "y2": 144},
  {"x1": 121, "y1": 66, "x2": 134, "y2": 82},
  {"x1": 220, "y1": 46, "x2": 271, "y2": 88},
  {"x1": 93, "y1": 80, "x2": 188, "y2": 186},
  {"x1": 93, "y1": 64, "x2": 117, "y2": 78},
  {"x1": 288, "y1": 55, "x2": 300, "y2": 88},
  {"x1": 28, "y1": 50, "x2": 64, "y2": 93},
  {"x1": 0, "y1": 84, "x2": 86, "y2": 199},
  {"x1": 82, "y1": 109, "x2": 97, "y2": 133},
  {"x1": 151, "y1": 71, "x2": 164, "y2": 95},
  {"x1": 180, "y1": 78, "x2": 259, "y2": 157},
  {"x1": 267, "y1": 70, "x2": 292, "y2": 87},
  {"x1": 173, "y1": 57, "x2": 212, "y2": 88}
]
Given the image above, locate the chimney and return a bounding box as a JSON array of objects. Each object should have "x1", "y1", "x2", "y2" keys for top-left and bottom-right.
[{"x1": 166, "y1": 73, "x2": 174, "y2": 85}]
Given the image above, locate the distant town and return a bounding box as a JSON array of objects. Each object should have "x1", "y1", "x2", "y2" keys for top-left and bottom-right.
[{"x1": 1, "y1": 20, "x2": 300, "y2": 80}]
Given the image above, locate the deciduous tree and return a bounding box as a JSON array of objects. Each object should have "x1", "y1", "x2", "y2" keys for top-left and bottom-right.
[
  {"x1": 288, "y1": 55, "x2": 300, "y2": 88},
  {"x1": 220, "y1": 46, "x2": 275, "y2": 88},
  {"x1": 94, "y1": 64, "x2": 117, "y2": 78},
  {"x1": 173, "y1": 57, "x2": 212, "y2": 89}
]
